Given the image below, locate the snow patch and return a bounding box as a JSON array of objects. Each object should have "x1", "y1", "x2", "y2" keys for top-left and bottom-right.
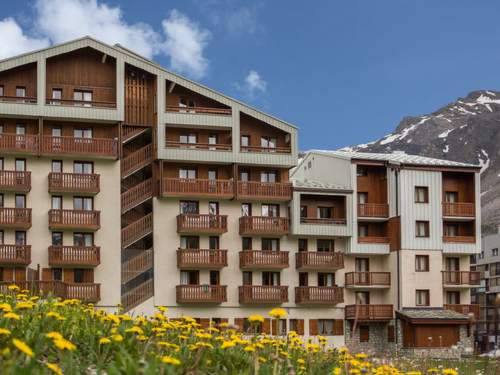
[
  {"x1": 476, "y1": 94, "x2": 500, "y2": 105},
  {"x1": 478, "y1": 149, "x2": 490, "y2": 172},
  {"x1": 438, "y1": 128, "x2": 453, "y2": 138},
  {"x1": 443, "y1": 145, "x2": 449, "y2": 153},
  {"x1": 379, "y1": 116, "x2": 429, "y2": 145}
]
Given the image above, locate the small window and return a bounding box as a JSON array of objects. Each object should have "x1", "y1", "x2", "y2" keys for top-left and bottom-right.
[
  {"x1": 493, "y1": 248, "x2": 499, "y2": 257},
  {"x1": 318, "y1": 319, "x2": 334, "y2": 335},
  {"x1": 74, "y1": 269, "x2": 85, "y2": 283},
  {"x1": 241, "y1": 135, "x2": 250, "y2": 149},
  {"x1": 73, "y1": 233, "x2": 94, "y2": 247},
  {"x1": 51, "y1": 160, "x2": 63, "y2": 173},
  {"x1": 73, "y1": 197, "x2": 93, "y2": 211},
  {"x1": 415, "y1": 186, "x2": 429, "y2": 203},
  {"x1": 180, "y1": 201, "x2": 199, "y2": 214},
  {"x1": 260, "y1": 136, "x2": 277, "y2": 150},
  {"x1": 15, "y1": 231, "x2": 26, "y2": 245},
  {"x1": 53, "y1": 268, "x2": 63, "y2": 281},
  {"x1": 208, "y1": 169, "x2": 217, "y2": 180},
  {"x1": 209, "y1": 236, "x2": 219, "y2": 250},
  {"x1": 242, "y1": 271, "x2": 252, "y2": 285},
  {"x1": 74, "y1": 128, "x2": 92, "y2": 138},
  {"x1": 298, "y1": 239, "x2": 308, "y2": 252},
  {"x1": 415, "y1": 255, "x2": 429, "y2": 272},
  {"x1": 51, "y1": 196, "x2": 62, "y2": 210},
  {"x1": 415, "y1": 221, "x2": 429, "y2": 237},
  {"x1": 358, "y1": 224, "x2": 369, "y2": 237},
  {"x1": 74, "y1": 90, "x2": 92, "y2": 106},
  {"x1": 179, "y1": 134, "x2": 197, "y2": 146},
  {"x1": 356, "y1": 166, "x2": 368, "y2": 177},
  {"x1": 359, "y1": 326, "x2": 369, "y2": 342},
  {"x1": 242, "y1": 237, "x2": 252, "y2": 251},
  {"x1": 261, "y1": 204, "x2": 279, "y2": 217},
  {"x1": 180, "y1": 236, "x2": 199, "y2": 249},
  {"x1": 260, "y1": 171, "x2": 277, "y2": 183},
  {"x1": 74, "y1": 161, "x2": 93, "y2": 174},
  {"x1": 239, "y1": 169, "x2": 249, "y2": 181},
  {"x1": 15, "y1": 159, "x2": 26, "y2": 172},
  {"x1": 16, "y1": 86, "x2": 26, "y2": 97},
  {"x1": 0, "y1": 85, "x2": 4, "y2": 96},
  {"x1": 416, "y1": 289, "x2": 430, "y2": 306},
  {"x1": 52, "y1": 232, "x2": 63, "y2": 246},
  {"x1": 300, "y1": 205, "x2": 307, "y2": 218},
  {"x1": 299, "y1": 272, "x2": 308, "y2": 286},
  {"x1": 15, "y1": 194, "x2": 26, "y2": 209},
  {"x1": 179, "y1": 168, "x2": 196, "y2": 179},
  {"x1": 317, "y1": 207, "x2": 332, "y2": 219},
  {"x1": 51, "y1": 89, "x2": 62, "y2": 104},
  {"x1": 317, "y1": 239, "x2": 334, "y2": 252}
]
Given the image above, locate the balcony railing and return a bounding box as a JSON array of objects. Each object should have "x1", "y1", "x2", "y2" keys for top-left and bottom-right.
[
  {"x1": 345, "y1": 304, "x2": 394, "y2": 320},
  {"x1": 0, "y1": 281, "x2": 100, "y2": 303},
  {"x1": 166, "y1": 105, "x2": 232, "y2": 116},
  {"x1": 236, "y1": 181, "x2": 293, "y2": 201},
  {"x1": 121, "y1": 279, "x2": 154, "y2": 311},
  {"x1": 48, "y1": 209, "x2": 100, "y2": 231},
  {"x1": 238, "y1": 285, "x2": 288, "y2": 304},
  {"x1": 443, "y1": 235, "x2": 475, "y2": 243},
  {"x1": 239, "y1": 251, "x2": 289, "y2": 270},
  {"x1": 48, "y1": 246, "x2": 100, "y2": 267},
  {"x1": 358, "y1": 236, "x2": 389, "y2": 244},
  {"x1": 0, "y1": 208, "x2": 32, "y2": 228},
  {"x1": 240, "y1": 146, "x2": 291, "y2": 154},
  {"x1": 300, "y1": 217, "x2": 347, "y2": 225},
  {"x1": 442, "y1": 271, "x2": 480, "y2": 286},
  {"x1": 121, "y1": 144, "x2": 153, "y2": 178},
  {"x1": 444, "y1": 304, "x2": 480, "y2": 320},
  {"x1": 45, "y1": 98, "x2": 116, "y2": 108},
  {"x1": 48, "y1": 172, "x2": 100, "y2": 194},
  {"x1": 177, "y1": 249, "x2": 228, "y2": 269},
  {"x1": 176, "y1": 214, "x2": 228, "y2": 234},
  {"x1": 162, "y1": 178, "x2": 234, "y2": 198},
  {"x1": 442, "y1": 202, "x2": 475, "y2": 217},
  {"x1": 0, "y1": 171, "x2": 31, "y2": 192},
  {"x1": 176, "y1": 285, "x2": 227, "y2": 304},
  {"x1": 345, "y1": 272, "x2": 391, "y2": 287},
  {"x1": 0, "y1": 245, "x2": 31, "y2": 265},
  {"x1": 295, "y1": 286, "x2": 344, "y2": 305},
  {"x1": 0, "y1": 134, "x2": 38, "y2": 154},
  {"x1": 122, "y1": 249, "x2": 153, "y2": 284},
  {"x1": 357, "y1": 203, "x2": 389, "y2": 218},
  {"x1": 295, "y1": 252, "x2": 344, "y2": 271},
  {"x1": 121, "y1": 178, "x2": 153, "y2": 213},
  {"x1": 121, "y1": 214, "x2": 153, "y2": 248},
  {"x1": 165, "y1": 141, "x2": 232, "y2": 151},
  {"x1": 239, "y1": 216, "x2": 289, "y2": 236},
  {"x1": 42, "y1": 136, "x2": 118, "y2": 158},
  {"x1": 0, "y1": 95, "x2": 37, "y2": 104}
]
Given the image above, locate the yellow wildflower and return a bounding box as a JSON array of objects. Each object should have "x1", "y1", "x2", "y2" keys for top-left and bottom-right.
[
  {"x1": 442, "y1": 370, "x2": 458, "y2": 375},
  {"x1": 111, "y1": 334, "x2": 123, "y2": 343},
  {"x1": 244, "y1": 345, "x2": 255, "y2": 352},
  {"x1": 46, "y1": 332, "x2": 63, "y2": 340},
  {"x1": 53, "y1": 338, "x2": 76, "y2": 351},
  {"x1": 157, "y1": 306, "x2": 168, "y2": 313},
  {"x1": 0, "y1": 328, "x2": 11, "y2": 335},
  {"x1": 12, "y1": 338, "x2": 33, "y2": 357},
  {"x1": 0, "y1": 303, "x2": 12, "y2": 312},
  {"x1": 161, "y1": 356, "x2": 181, "y2": 366},
  {"x1": 4, "y1": 312, "x2": 20, "y2": 320},
  {"x1": 268, "y1": 308, "x2": 287, "y2": 319},
  {"x1": 221, "y1": 340, "x2": 236, "y2": 349},
  {"x1": 7, "y1": 285, "x2": 19, "y2": 291},
  {"x1": 46, "y1": 363, "x2": 63, "y2": 375},
  {"x1": 247, "y1": 314, "x2": 265, "y2": 323},
  {"x1": 99, "y1": 337, "x2": 111, "y2": 345},
  {"x1": 125, "y1": 326, "x2": 144, "y2": 335}
]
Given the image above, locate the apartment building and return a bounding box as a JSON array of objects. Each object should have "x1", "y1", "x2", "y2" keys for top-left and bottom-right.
[
  {"x1": 0, "y1": 37, "x2": 481, "y2": 354},
  {"x1": 471, "y1": 229, "x2": 500, "y2": 352}
]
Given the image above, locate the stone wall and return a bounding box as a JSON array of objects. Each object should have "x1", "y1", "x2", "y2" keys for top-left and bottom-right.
[{"x1": 345, "y1": 320, "x2": 397, "y2": 355}]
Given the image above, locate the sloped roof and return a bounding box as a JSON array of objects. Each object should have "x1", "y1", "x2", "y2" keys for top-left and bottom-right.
[
  {"x1": 397, "y1": 308, "x2": 471, "y2": 321},
  {"x1": 291, "y1": 178, "x2": 351, "y2": 192}
]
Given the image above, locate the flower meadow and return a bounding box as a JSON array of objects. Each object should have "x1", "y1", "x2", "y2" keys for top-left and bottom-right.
[{"x1": 0, "y1": 285, "x2": 495, "y2": 374}]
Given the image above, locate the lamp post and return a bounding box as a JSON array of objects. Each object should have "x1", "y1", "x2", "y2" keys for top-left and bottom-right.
[{"x1": 494, "y1": 293, "x2": 500, "y2": 349}]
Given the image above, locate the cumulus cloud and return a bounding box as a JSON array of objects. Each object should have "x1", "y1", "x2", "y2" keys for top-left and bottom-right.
[
  {"x1": 236, "y1": 70, "x2": 267, "y2": 100},
  {"x1": 0, "y1": 0, "x2": 212, "y2": 79}
]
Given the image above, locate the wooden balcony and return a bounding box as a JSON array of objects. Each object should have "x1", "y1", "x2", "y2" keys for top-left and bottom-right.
[
  {"x1": 357, "y1": 203, "x2": 389, "y2": 218},
  {"x1": 42, "y1": 136, "x2": 118, "y2": 158},
  {"x1": 0, "y1": 134, "x2": 38, "y2": 154},
  {"x1": 176, "y1": 214, "x2": 228, "y2": 234},
  {"x1": 121, "y1": 144, "x2": 153, "y2": 178},
  {"x1": 236, "y1": 181, "x2": 292, "y2": 201},
  {"x1": 162, "y1": 178, "x2": 234, "y2": 199},
  {"x1": 48, "y1": 246, "x2": 100, "y2": 267},
  {"x1": 121, "y1": 178, "x2": 153, "y2": 213},
  {"x1": 166, "y1": 106, "x2": 232, "y2": 116},
  {"x1": 300, "y1": 217, "x2": 347, "y2": 225},
  {"x1": 65, "y1": 283, "x2": 101, "y2": 302},
  {"x1": 48, "y1": 209, "x2": 100, "y2": 231},
  {"x1": 176, "y1": 285, "x2": 227, "y2": 304},
  {"x1": 358, "y1": 236, "x2": 389, "y2": 244},
  {"x1": 295, "y1": 286, "x2": 343, "y2": 305},
  {"x1": 240, "y1": 145, "x2": 291, "y2": 154},
  {"x1": 239, "y1": 251, "x2": 289, "y2": 270},
  {"x1": 0, "y1": 171, "x2": 31, "y2": 192},
  {"x1": 0, "y1": 245, "x2": 31, "y2": 265},
  {"x1": 121, "y1": 213, "x2": 153, "y2": 248},
  {"x1": 238, "y1": 285, "x2": 288, "y2": 304},
  {"x1": 239, "y1": 216, "x2": 289, "y2": 236},
  {"x1": 345, "y1": 304, "x2": 394, "y2": 321},
  {"x1": 48, "y1": 172, "x2": 100, "y2": 194},
  {"x1": 0, "y1": 95, "x2": 37, "y2": 104},
  {"x1": 0, "y1": 208, "x2": 32, "y2": 228},
  {"x1": 443, "y1": 235, "x2": 475, "y2": 243},
  {"x1": 0, "y1": 281, "x2": 100, "y2": 303},
  {"x1": 443, "y1": 202, "x2": 475, "y2": 218},
  {"x1": 442, "y1": 271, "x2": 480, "y2": 286},
  {"x1": 121, "y1": 279, "x2": 154, "y2": 311},
  {"x1": 166, "y1": 141, "x2": 232, "y2": 151},
  {"x1": 45, "y1": 98, "x2": 116, "y2": 108},
  {"x1": 345, "y1": 272, "x2": 391, "y2": 288},
  {"x1": 177, "y1": 249, "x2": 228, "y2": 269},
  {"x1": 444, "y1": 304, "x2": 480, "y2": 320},
  {"x1": 122, "y1": 249, "x2": 153, "y2": 284},
  {"x1": 295, "y1": 252, "x2": 344, "y2": 271}
]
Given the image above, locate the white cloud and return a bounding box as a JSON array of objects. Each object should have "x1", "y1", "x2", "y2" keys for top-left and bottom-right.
[
  {"x1": 0, "y1": 18, "x2": 49, "y2": 59},
  {"x1": 235, "y1": 70, "x2": 267, "y2": 101},
  {"x1": 161, "y1": 10, "x2": 211, "y2": 79}
]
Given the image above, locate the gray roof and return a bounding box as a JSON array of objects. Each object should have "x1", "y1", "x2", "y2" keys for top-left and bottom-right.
[
  {"x1": 308, "y1": 150, "x2": 479, "y2": 168},
  {"x1": 397, "y1": 308, "x2": 471, "y2": 320},
  {"x1": 292, "y1": 179, "x2": 351, "y2": 192}
]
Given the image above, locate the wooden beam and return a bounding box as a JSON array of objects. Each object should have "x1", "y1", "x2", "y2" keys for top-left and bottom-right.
[
  {"x1": 168, "y1": 81, "x2": 176, "y2": 93},
  {"x1": 102, "y1": 54, "x2": 107, "y2": 64}
]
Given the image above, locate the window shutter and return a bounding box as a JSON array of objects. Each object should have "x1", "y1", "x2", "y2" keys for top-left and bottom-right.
[
  {"x1": 14, "y1": 268, "x2": 26, "y2": 281},
  {"x1": 387, "y1": 325, "x2": 395, "y2": 342},
  {"x1": 271, "y1": 319, "x2": 277, "y2": 335},
  {"x1": 3, "y1": 267, "x2": 14, "y2": 281},
  {"x1": 333, "y1": 320, "x2": 344, "y2": 336},
  {"x1": 262, "y1": 318, "x2": 271, "y2": 334},
  {"x1": 41, "y1": 268, "x2": 52, "y2": 281},
  {"x1": 297, "y1": 319, "x2": 305, "y2": 335},
  {"x1": 200, "y1": 318, "x2": 210, "y2": 329},
  {"x1": 63, "y1": 269, "x2": 74, "y2": 283},
  {"x1": 309, "y1": 319, "x2": 318, "y2": 335},
  {"x1": 83, "y1": 269, "x2": 94, "y2": 283},
  {"x1": 234, "y1": 318, "x2": 244, "y2": 332},
  {"x1": 360, "y1": 326, "x2": 369, "y2": 342}
]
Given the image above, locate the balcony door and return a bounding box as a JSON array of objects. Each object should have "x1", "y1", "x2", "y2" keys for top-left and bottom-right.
[
  {"x1": 446, "y1": 291, "x2": 460, "y2": 304},
  {"x1": 444, "y1": 223, "x2": 459, "y2": 237},
  {"x1": 355, "y1": 258, "x2": 370, "y2": 284},
  {"x1": 179, "y1": 168, "x2": 196, "y2": 179},
  {"x1": 262, "y1": 238, "x2": 279, "y2": 252},
  {"x1": 262, "y1": 204, "x2": 279, "y2": 217},
  {"x1": 74, "y1": 161, "x2": 93, "y2": 174},
  {"x1": 355, "y1": 291, "x2": 370, "y2": 305},
  {"x1": 317, "y1": 239, "x2": 334, "y2": 252},
  {"x1": 444, "y1": 191, "x2": 458, "y2": 203},
  {"x1": 15, "y1": 124, "x2": 26, "y2": 149},
  {"x1": 15, "y1": 231, "x2": 26, "y2": 246},
  {"x1": 261, "y1": 170, "x2": 277, "y2": 183},
  {"x1": 74, "y1": 197, "x2": 93, "y2": 211},
  {"x1": 15, "y1": 159, "x2": 26, "y2": 172},
  {"x1": 180, "y1": 201, "x2": 199, "y2": 214},
  {"x1": 74, "y1": 233, "x2": 94, "y2": 247},
  {"x1": 445, "y1": 257, "x2": 460, "y2": 271},
  {"x1": 318, "y1": 273, "x2": 334, "y2": 287},
  {"x1": 358, "y1": 192, "x2": 368, "y2": 204},
  {"x1": 262, "y1": 272, "x2": 280, "y2": 286},
  {"x1": 180, "y1": 236, "x2": 199, "y2": 250},
  {"x1": 180, "y1": 270, "x2": 199, "y2": 285},
  {"x1": 15, "y1": 194, "x2": 26, "y2": 208},
  {"x1": 51, "y1": 196, "x2": 62, "y2": 210}
]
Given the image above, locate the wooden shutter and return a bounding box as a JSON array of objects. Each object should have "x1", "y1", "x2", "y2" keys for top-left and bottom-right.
[
  {"x1": 262, "y1": 319, "x2": 271, "y2": 334},
  {"x1": 14, "y1": 268, "x2": 26, "y2": 281},
  {"x1": 333, "y1": 320, "x2": 344, "y2": 336},
  {"x1": 359, "y1": 325, "x2": 369, "y2": 342},
  {"x1": 234, "y1": 318, "x2": 244, "y2": 332},
  {"x1": 63, "y1": 269, "x2": 74, "y2": 283},
  {"x1": 309, "y1": 319, "x2": 318, "y2": 335},
  {"x1": 271, "y1": 319, "x2": 277, "y2": 335},
  {"x1": 3, "y1": 267, "x2": 14, "y2": 281},
  {"x1": 387, "y1": 325, "x2": 395, "y2": 342},
  {"x1": 297, "y1": 319, "x2": 304, "y2": 335},
  {"x1": 199, "y1": 318, "x2": 210, "y2": 329},
  {"x1": 41, "y1": 268, "x2": 52, "y2": 281},
  {"x1": 83, "y1": 269, "x2": 94, "y2": 283}
]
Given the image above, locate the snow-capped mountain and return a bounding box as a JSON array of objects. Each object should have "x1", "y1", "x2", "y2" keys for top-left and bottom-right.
[{"x1": 341, "y1": 90, "x2": 500, "y2": 227}]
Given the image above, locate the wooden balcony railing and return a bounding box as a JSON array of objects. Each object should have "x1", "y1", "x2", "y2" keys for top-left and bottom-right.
[
  {"x1": 238, "y1": 285, "x2": 288, "y2": 304},
  {"x1": 122, "y1": 249, "x2": 153, "y2": 284},
  {"x1": 240, "y1": 146, "x2": 291, "y2": 154},
  {"x1": 444, "y1": 304, "x2": 480, "y2": 320},
  {"x1": 121, "y1": 178, "x2": 153, "y2": 213},
  {"x1": 48, "y1": 246, "x2": 100, "y2": 267},
  {"x1": 176, "y1": 285, "x2": 227, "y2": 304},
  {"x1": 48, "y1": 209, "x2": 100, "y2": 231},
  {"x1": 295, "y1": 286, "x2": 344, "y2": 305},
  {"x1": 442, "y1": 271, "x2": 481, "y2": 286},
  {"x1": 442, "y1": 202, "x2": 475, "y2": 217},
  {"x1": 358, "y1": 236, "x2": 389, "y2": 244},
  {"x1": 239, "y1": 251, "x2": 289, "y2": 270},
  {"x1": 0, "y1": 133, "x2": 38, "y2": 154},
  {"x1": 0, "y1": 208, "x2": 32, "y2": 228},
  {"x1": 295, "y1": 252, "x2": 344, "y2": 271},
  {"x1": 42, "y1": 136, "x2": 118, "y2": 158},
  {"x1": 166, "y1": 141, "x2": 232, "y2": 151},
  {"x1": 0, "y1": 281, "x2": 100, "y2": 303},
  {"x1": 121, "y1": 144, "x2": 153, "y2": 178},
  {"x1": 357, "y1": 203, "x2": 389, "y2": 218},
  {"x1": 300, "y1": 217, "x2": 347, "y2": 225},
  {"x1": 0, "y1": 245, "x2": 31, "y2": 265},
  {"x1": 65, "y1": 283, "x2": 101, "y2": 302},
  {"x1": 121, "y1": 278, "x2": 154, "y2": 311},
  {"x1": 177, "y1": 249, "x2": 228, "y2": 269},
  {"x1": 166, "y1": 105, "x2": 232, "y2": 116},
  {"x1": 345, "y1": 304, "x2": 394, "y2": 320},
  {"x1": 236, "y1": 181, "x2": 292, "y2": 201},
  {"x1": 176, "y1": 214, "x2": 228, "y2": 234},
  {"x1": 239, "y1": 216, "x2": 289, "y2": 236},
  {"x1": 443, "y1": 235, "x2": 475, "y2": 243},
  {"x1": 45, "y1": 98, "x2": 116, "y2": 108},
  {"x1": 0, "y1": 171, "x2": 31, "y2": 192},
  {"x1": 0, "y1": 95, "x2": 37, "y2": 104},
  {"x1": 345, "y1": 272, "x2": 391, "y2": 287},
  {"x1": 48, "y1": 172, "x2": 100, "y2": 194},
  {"x1": 162, "y1": 178, "x2": 234, "y2": 198},
  {"x1": 121, "y1": 213, "x2": 153, "y2": 248}
]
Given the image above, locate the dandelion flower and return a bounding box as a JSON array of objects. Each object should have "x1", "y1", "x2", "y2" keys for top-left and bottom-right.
[
  {"x1": 3, "y1": 312, "x2": 20, "y2": 320},
  {"x1": 161, "y1": 356, "x2": 181, "y2": 365},
  {"x1": 111, "y1": 334, "x2": 123, "y2": 343},
  {"x1": 248, "y1": 314, "x2": 265, "y2": 323},
  {"x1": 99, "y1": 337, "x2": 111, "y2": 345},
  {"x1": 46, "y1": 363, "x2": 63, "y2": 375},
  {"x1": 7, "y1": 285, "x2": 19, "y2": 291},
  {"x1": 12, "y1": 338, "x2": 33, "y2": 357},
  {"x1": 53, "y1": 338, "x2": 76, "y2": 351},
  {"x1": 0, "y1": 328, "x2": 11, "y2": 336},
  {"x1": 46, "y1": 332, "x2": 63, "y2": 340},
  {"x1": 268, "y1": 308, "x2": 287, "y2": 319}
]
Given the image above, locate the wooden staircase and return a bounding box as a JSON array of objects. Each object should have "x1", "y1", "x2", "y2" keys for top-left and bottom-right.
[{"x1": 122, "y1": 249, "x2": 153, "y2": 284}]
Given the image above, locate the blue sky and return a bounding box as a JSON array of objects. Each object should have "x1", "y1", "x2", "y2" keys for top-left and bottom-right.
[{"x1": 2, "y1": 1, "x2": 500, "y2": 150}]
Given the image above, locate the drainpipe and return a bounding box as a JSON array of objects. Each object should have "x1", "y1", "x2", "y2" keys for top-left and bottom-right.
[{"x1": 395, "y1": 168, "x2": 400, "y2": 311}]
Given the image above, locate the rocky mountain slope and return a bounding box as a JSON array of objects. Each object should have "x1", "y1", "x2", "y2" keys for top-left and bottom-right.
[{"x1": 341, "y1": 90, "x2": 500, "y2": 228}]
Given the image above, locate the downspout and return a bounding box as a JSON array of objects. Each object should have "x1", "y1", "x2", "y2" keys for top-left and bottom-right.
[{"x1": 395, "y1": 168, "x2": 400, "y2": 311}]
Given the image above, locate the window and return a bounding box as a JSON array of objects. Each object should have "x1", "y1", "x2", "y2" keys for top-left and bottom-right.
[
  {"x1": 276, "y1": 319, "x2": 287, "y2": 336},
  {"x1": 416, "y1": 289, "x2": 430, "y2": 306},
  {"x1": 74, "y1": 128, "x2": 92, "y2": 139},
  {"x1": 52, "y1": 232, "x2": 63, "y2": 246},
  {"x1": 74, "y1": 90, "x2": 92, "y2": 106},
  {"x1": 242, "y1": 271, "x2": 252, "y2": 285},
  {"x1": 355, "y1": 258, "x2": 369, "y2": 272},
  {"x1": 239, "y1": 169, "x2": 249, "y2": 181},
  {"x1": 73, "y1": 233, "x2": 93, "y2": 247},
  {"x1": 415, "y1": 255, "x2": 429, "y2": 272},
  {"x1": 208, "y1": 202, "x2": 219, "y2": 215},
  {"x1": 355, "y1": 291, "x2": 370, "y2": 305},
  {"x1": 445, "y1": 257, "x2": 459, "y2": 271},
  {"x1": 317, "y1": 239, "x2": 334, "y2": 252},
  {"x1": 261, "y1": 204, "x2": 279, "y2": 217},
  {"x1": 357, "y1": 192, "x2": 368, "y2": 204},
  {"x1": 493, "y1": 248, "x2": 499, "y2": 257},
  {"x1": 179, "y1": 97, "x2": 195, "y2": 111},
  {"x1": 289, "y1": 319, "x2": 302, "y2": 335},
  {"x1": 15, "y1": 194, "x2": 26, "y2": 208},
  {"x1": 242, "y1": 237, "x2": 252, "y2": 251},
  {"x1": 74, "y1": 197, "x2": 93, "y2": 210},
  {"x1": 16, "y1": 86, "x2": 26, "y2": 97},
  {"x1": 444, "y1": 223, "x2": 459, "y2": 237},
  {"x1": 444, "y1": 191, "x2": 458, "y2": 203},
  {"x1": 16, "y1": 124, "x2": 26, "y2": 135},
  {"x1": 209, "y1": 236, "x2": 219, "y2": 250},
  {"x1": 15, "y1": 159, "x2": 26, "y2": 171},
  {"x1": 356, "y1": 166, "x2": 368, "y2": 177},
  {"x1": 317, "y1": 206, "x2": 332, "y2": 219},
  {"x1": 359, "y1": 326, "x2": 369, "y2": 342},
  {"x1": 73, "y1": 268, "x2": 85, "y2": 283},
  {"x1": 208, "y1": 134, "x2": 217, "y2": 150},
  {"x1": 53, "y1": 268, "x2": 63, "y2": 281},
  {"x1": 241, "y1": 135, "x2": 250, "y2": 149},
  {"x1": 299, "y1": 272, "x2": 308, "y2": 286},
  {"x1": 51, "y1": 160, "x2": 63, "y2": 173},
  {"x1": 298, "y1": 239, "x2": 308, "y2": 252},
  {"x1": 51, "y1": 89, "x2": 62, "y2": 104},
  {"x1": 262, "y1": 238, "x2": 279, "y2": 251},
  {"x1": 0, "y1": 85, "x2": 3, "y2": 96},
  {"x1": 180, "y1": 201, "x2": 199, "y2": 214},
  {"x1": 261, "y1": 136, "x2": 277, "y2": 150},
  {"x1": 208, "y1": 169, "x2": 217, "y2": 180},
  {"x1": 179, "y1": 168, "x2": 196, "y2": 179},
  {"x1": 51, "y1": 196, "x2": 62, "y2": 210},
  {"x1": 74, "y1": 161, "x2": 93, "y2": 174},
  {"x1": 262, "y1": 272, "x2": 280, "y2": 286},
  {"x1": 15, "y1": 231, "x2": 26, "y2": 245},
  {"x1": 415, "y1": 186, "x2": 429, "y2": 203},
  {"x1": 209, "y1": 271, "x2": 220, "y2": 285},
  {"x1": 415, "y1": 221, "x2": 429, "y2": 237},
  {"x1": 52, "y1": 127, "x2": 62, "y2": 137},
  {"x1": 261, "y1": 171, "x2": 277, "y2": 183},
  {"x1": 318, "y1": 320, "x2": 334, "y2": 335},
  {"x1": 358, "y1": 224, "x2": 368, "y2": 237},
  {"x1": 180, "y1": 270, "x2": 199, "y2": 285},
  {"x1": 179, "y1": 134, "x2": 197, "y2": 147},
  {"x1": 318, "y1": 273, "x2": 335, "y2": 287},
  {"x1": 446, "y1": 291, "x2": 461, "y2": 304},
  {"x1": 180, "y1": 236, "x2": 199, "y2": 249},
  {"x1": 300, "y1": 205, "x2": 307, "y2": 218}
]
